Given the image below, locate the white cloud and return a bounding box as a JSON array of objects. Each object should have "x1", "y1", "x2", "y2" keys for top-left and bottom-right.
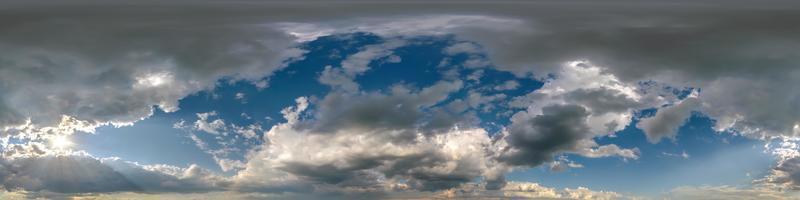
[
  {"x1": 662, "y1": 151, "x2": 691, "y2": 159},
  {"x1": 444, "y1": 42, "x2": 482, "y2": 55},
  {"x1": 319, "y1": 39, "x2": 407, "y2": 93},
  {"x1": 232, "y1": 124, "x2": 262, "y2": 140},
  {"x1": 494, "y1": 80, "x2": 520, "y2": 91},
  {"x1": 549, "y1": 156, "x2": 584, "y2": 172},
  {"x1": 508, "y1": 61, "x2": 652, "y2": 136},
  {"x1": 185, "y1": 111, "x2": 266, "y2": 172},
  {"x1": 234, "y1": 93, "x2": 247, "y2": 104},
  {"x1": 233, "y1": 84, "x2": 506, "y2": 192},
  {"x1": 194, "y1": 111, "x2": 227, "y2": 135}
]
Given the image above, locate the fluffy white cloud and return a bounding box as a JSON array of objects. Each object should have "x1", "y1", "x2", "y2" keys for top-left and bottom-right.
[
  {"x1": 193, "y1": 111, "x2": 227, "y2": 135},
  {"x1": 508, "y1": 61, "x2": 653, "y2": 136}
]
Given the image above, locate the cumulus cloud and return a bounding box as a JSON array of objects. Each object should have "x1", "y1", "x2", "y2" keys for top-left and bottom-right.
[
  {"x1": 638, "y1": 96, "x2": 700, "y2": 143},
  {"x1": 490, "y1": 62, "x2": 648, "y2": 168},
  {"x1": 193, "y1": 111, "x2": 227, "y2": 135},
  {"x1": 248, "y1": 52, "x2": 650, "y2": 193},
  {"x1": 508, "y1": 62, "x2": 656, "y2": 136},
  {"x1": 233, "y1": 80, "x2": 505, "y2": 192},
  {"x1": 499, "y1": 104, "x2": 639, "y2": 167},
  {"x1": 500, "y1": 104, "x2": 594, "y2": 166}
]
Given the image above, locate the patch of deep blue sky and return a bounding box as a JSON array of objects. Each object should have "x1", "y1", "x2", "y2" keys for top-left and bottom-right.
[{"x1": 73, "y1": 33, "x2": 773, "y2": 191}]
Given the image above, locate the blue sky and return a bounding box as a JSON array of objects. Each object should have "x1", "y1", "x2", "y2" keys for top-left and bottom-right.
[{"x1": 2, "y1": 1, "x2": 800, "y2": 199}]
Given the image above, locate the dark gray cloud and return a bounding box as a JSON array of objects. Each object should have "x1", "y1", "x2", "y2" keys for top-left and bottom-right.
[
  {"x1": 308, "y1": 81, "x2": 463, "y2": 138},
  {"x1": 499, "y1": 104, "x2": 592, "y2": 166},
  {"x1": 0, "y1": 4, "x2": 301, "y2": 137},
  {"x1": 279, "y1": 150, "x2": 484, "y2": 191},
  {"x1": 420, "y1": 108, "x2": 481, "y2": 134},
  {"x1": 637, "y1": 97, "x2": 700, "y2": 143},
  {"x1": 310, "y1": 92, "x2": 422, "y2": 134},
  {"x1": 3, "y1": 0, "x2": 799, "y2": 140}
]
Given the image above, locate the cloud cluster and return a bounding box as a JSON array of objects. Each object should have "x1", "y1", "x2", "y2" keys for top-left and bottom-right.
[
  {"x1": 278, "y1": 2, "x2": 800, "y2": 141},
  {"x1": 234, "y1": 85, "x2": 504, "y2": 192},
  {"x1": 0, "y1": 154, "x2": 228, "y2": 194},
  {"x1": 428, "y1": 9, "x2": 800, "y2": 140},
  {"x1": 175, "y1": 111, "x2": 264, "y2": 172},
  {"x1": 230, "y1": 54, "x2": 647, "y2": 194},
  {"x1": 761, "y1": 139, "x2": 800, "y2": 192},
  {"x1": 0, "y1": 8, "x2": 304, "y2": 143}
]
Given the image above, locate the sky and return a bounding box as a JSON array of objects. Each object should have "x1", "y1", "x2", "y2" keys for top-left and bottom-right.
[{"x1": 2, "y1": 1, "x2": 800, "y2": 199}]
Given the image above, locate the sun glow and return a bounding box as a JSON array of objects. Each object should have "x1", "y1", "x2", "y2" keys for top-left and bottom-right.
[{"x1": 50, "y1": 135, "x2": 73, "y2": 149}]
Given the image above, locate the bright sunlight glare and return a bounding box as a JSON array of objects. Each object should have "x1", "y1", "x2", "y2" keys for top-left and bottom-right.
[{"x1": 50, "y1": 135, "x2": 73, "y2": 149}]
